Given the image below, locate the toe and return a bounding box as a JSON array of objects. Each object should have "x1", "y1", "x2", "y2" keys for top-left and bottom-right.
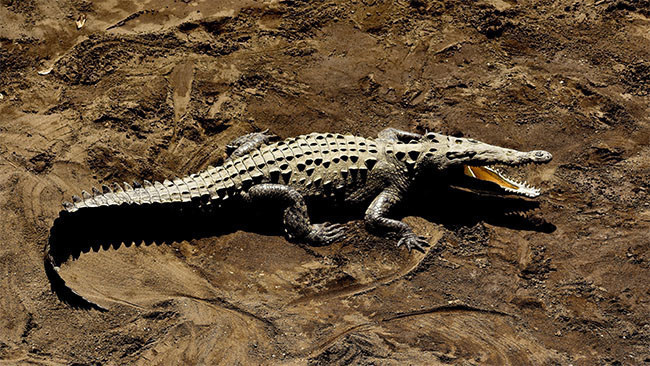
[
  {"x1": 307, "y1": 223, "x2": 346, "y2": 245},
  {"x1": 329, "y1": 226, "x2": 345, "y2": 234},
  {"x1": 413, "y1": 239, "x2": 429, "y2": 252},
  {"x1": 398, "y1": 234, "x2": 430, "y2": 253},
  {"x1": 323, "y1": 223, "x2": 344, "y2": 235},
  {"x1": 411, "y1": 243, "x2": 427, "y2": 253}
]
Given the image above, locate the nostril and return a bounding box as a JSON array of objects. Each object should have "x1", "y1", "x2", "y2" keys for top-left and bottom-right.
[{"x1": 533, "y1": 150, "x2": 552, "y2": 161}]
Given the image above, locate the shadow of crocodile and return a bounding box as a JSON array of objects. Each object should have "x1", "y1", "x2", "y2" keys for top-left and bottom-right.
[
  {"x1": 407, "y1": 182, "x2": 556, "y2": 234},
  {"x1": 45, "y1": 185, "x2": 554, "y2": 310}
]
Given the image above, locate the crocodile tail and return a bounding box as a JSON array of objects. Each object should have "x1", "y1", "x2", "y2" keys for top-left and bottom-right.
[
  {"x1": 45, "y1": 174, "x2": 223, "y2": 311},
  {"x1": 44, "y1": 236, "x2": 108, "y2": 311}
]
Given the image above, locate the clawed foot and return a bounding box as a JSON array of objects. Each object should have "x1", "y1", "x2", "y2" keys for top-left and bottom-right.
[
  {"x1": 306, "y1": 222, "x2": 346, "y2": 245},
  {"x1": 397, "y1": 233, "x2": 430, "y2": 253}
]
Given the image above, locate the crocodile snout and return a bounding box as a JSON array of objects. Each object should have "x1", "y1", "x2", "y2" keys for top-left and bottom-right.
[{"x1": 532, "y1": 150, "x2": 552, "y2": 162}]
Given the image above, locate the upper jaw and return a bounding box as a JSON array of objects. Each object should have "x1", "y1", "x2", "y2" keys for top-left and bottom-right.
[{"x1": 467, "y1": 149, "x2": 553, "y2": 167}]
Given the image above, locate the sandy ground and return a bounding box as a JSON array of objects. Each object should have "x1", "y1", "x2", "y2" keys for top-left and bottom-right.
[{"x1": 1, "y1": 0, "x2": 649, "y2": 364}]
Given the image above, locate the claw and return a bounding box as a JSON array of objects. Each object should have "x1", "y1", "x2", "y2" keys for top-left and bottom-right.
[
  {"x1": 325, "y1": 225, "x2": 344, "y2": 234},
  {"x1": 397, "y1": 233, "x2": 429, "y2": 253},
  {"x1": 307, "y1": 222, "x2": 346, "y2": 245}
]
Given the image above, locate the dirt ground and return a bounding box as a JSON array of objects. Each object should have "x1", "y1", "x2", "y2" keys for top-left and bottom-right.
[{"x1": 1, "y1": 0, "x2": 649, "y2": 364}]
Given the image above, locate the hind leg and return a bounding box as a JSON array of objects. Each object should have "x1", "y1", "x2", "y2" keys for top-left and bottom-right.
[{"x1": 244, "y1": 184, "x2": 345, "y2": 245}]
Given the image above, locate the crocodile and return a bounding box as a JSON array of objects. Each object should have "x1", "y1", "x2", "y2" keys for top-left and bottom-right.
[{"x1": 45, "y1": 128, "x2": 552, "y2": 310}]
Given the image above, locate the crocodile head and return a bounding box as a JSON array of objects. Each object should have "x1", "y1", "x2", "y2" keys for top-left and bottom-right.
[{"x1": 417, "y1": 132, "x2": 552, "y2": 198}]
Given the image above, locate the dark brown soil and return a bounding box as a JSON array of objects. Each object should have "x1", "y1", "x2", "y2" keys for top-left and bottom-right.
[{"x1": 1, "y1": 0, "x2": 649, "y2": 364}]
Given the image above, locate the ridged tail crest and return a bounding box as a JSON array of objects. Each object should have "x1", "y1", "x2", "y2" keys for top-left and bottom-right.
[{"x1": 45, "y1": 175, "x2": 223, "y2": 311}]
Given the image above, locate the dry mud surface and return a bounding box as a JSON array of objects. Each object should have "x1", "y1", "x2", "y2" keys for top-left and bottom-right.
[{"x1": 1, "y1": 0, "x2": 649, "y2": 364}]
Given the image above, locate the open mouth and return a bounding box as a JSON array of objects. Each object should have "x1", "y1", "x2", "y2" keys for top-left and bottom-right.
[{"x1": 463, "y1": 165, "x2": 541, "y2": 198}]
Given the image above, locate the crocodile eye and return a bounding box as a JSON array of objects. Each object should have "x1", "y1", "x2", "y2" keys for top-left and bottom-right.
[{"x1": 455, "y1": 140, "x2": 463, "y2": 144}]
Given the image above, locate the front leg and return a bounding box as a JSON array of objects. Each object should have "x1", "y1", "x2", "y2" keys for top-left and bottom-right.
[
  {"x1": 364, "y1": 188, "x2": 429, "y2": 252},
  {"x1": 377, "y1": 127, "x2": 422, "y2": 143},
  {"x1": 226, "y1": 130, "x2": 278, "y2": 159},
  {"x1": 244, "y1": 183, "x2": 345, "y2": 245}
]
